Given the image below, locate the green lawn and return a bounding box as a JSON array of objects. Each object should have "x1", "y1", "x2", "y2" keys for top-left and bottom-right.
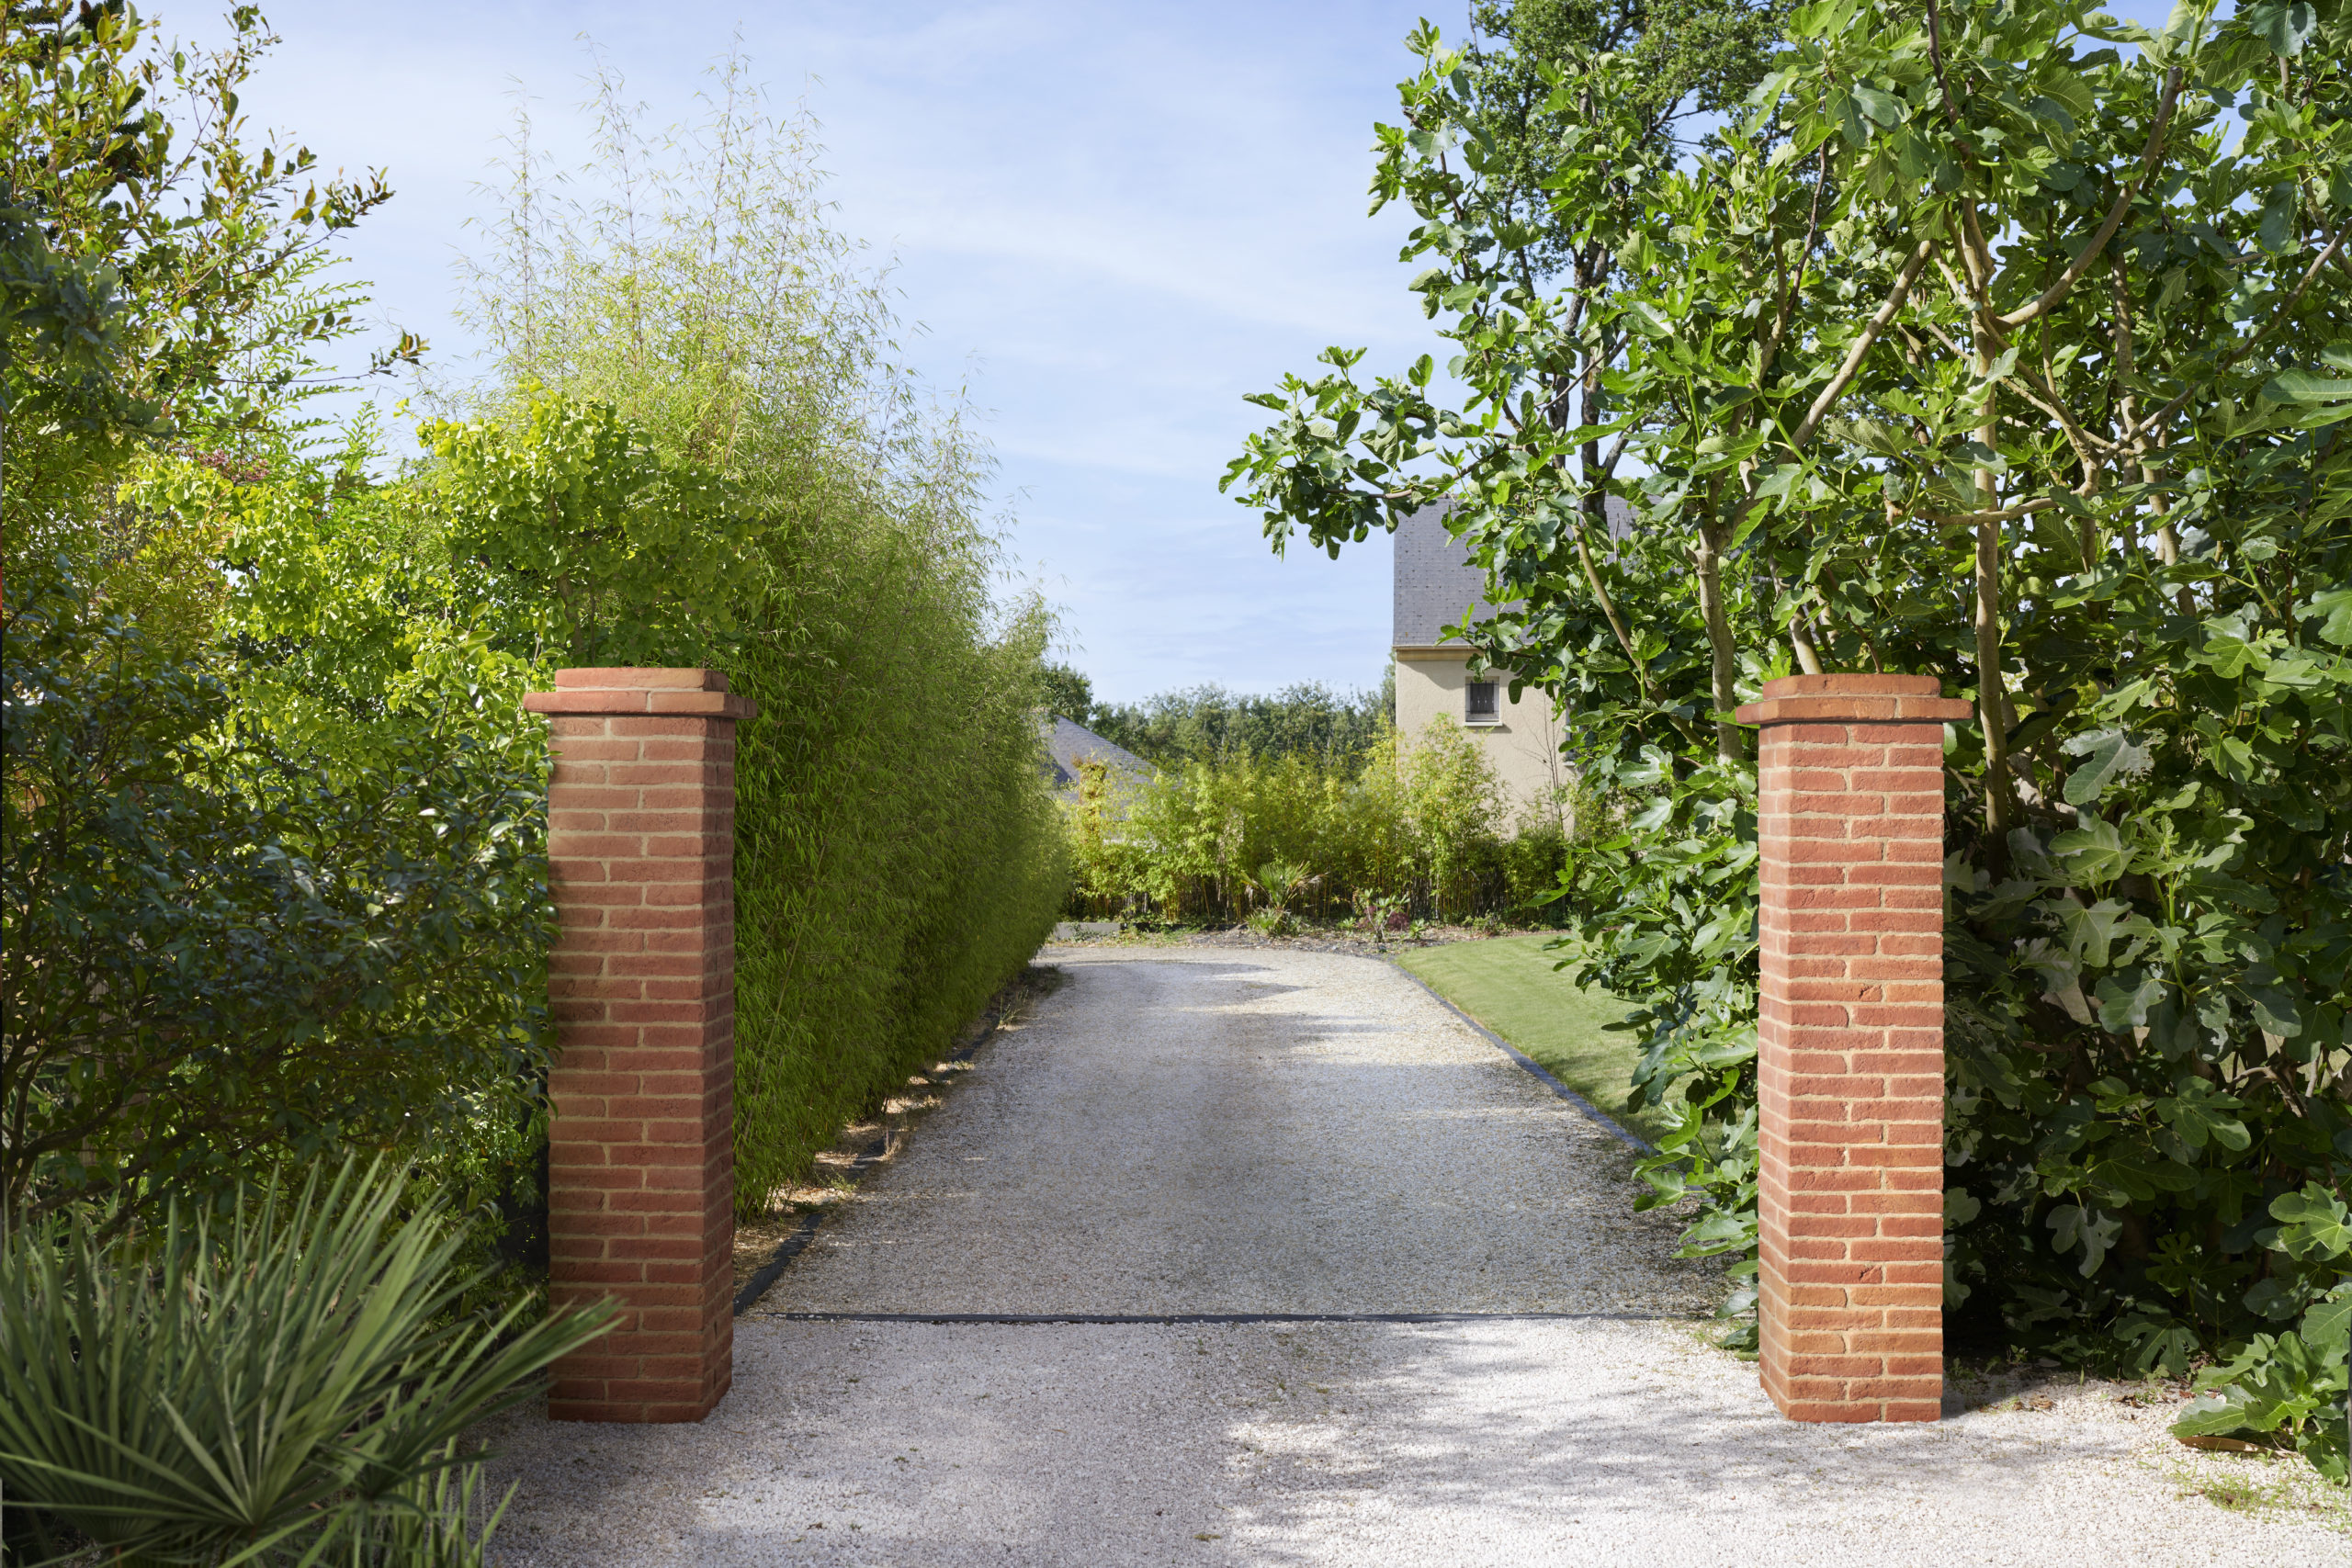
[{"x1": 1394, "y1": 934, "x2": 1668, "y2": 1145}]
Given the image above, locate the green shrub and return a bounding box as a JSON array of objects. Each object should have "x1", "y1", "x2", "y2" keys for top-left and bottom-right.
[
  {"x1": 7, "y1": 20, "x2": 1068, "y2": 1242},
  {"x1": 449, "y1": 57, "x2": 1070, "y2": 1214},
  {"x1": 727, "y1": 544, "x2": 1069, "y2": 1212},
  {"x1": 1066, "y1": 718, "x2": 1577, "y2": 926},
  {"x1": 0, "y1": 1159, "x2": 612, "y2": 1565},
  {"x1": 5, "y1": 6, "x2": 558, "y2": 1240},
  {"x1": 1, "y1": 572, "x2": 553, "y2": 1229},
  {"x1": 1227, "y1": 0, "x2": 2352, "y2": 1467}
]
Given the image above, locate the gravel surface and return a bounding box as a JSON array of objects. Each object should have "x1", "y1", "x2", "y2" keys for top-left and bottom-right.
[
  {"x1": 481, "y1": 946, "x2": 2342, "y2": 1565},
  {"x1": 755, "y1": 947, "x2": 1707, "y2": 1316}
]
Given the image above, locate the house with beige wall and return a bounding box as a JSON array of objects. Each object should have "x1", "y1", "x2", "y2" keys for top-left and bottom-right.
[{"x1": 1391, "y1": 501, "x2": 1632, "y2": 821}]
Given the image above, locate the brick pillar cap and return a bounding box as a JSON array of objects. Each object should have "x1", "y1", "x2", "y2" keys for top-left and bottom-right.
[
  {"x1": 1736, "y1": 671, "x2": 1972, "y2": 727},
  {"x1": 553, "y1": 667, "x2": 729, "y2": 692},
  {"x1": 524, "y1": 667, "x2": 756, "y2": 720}
]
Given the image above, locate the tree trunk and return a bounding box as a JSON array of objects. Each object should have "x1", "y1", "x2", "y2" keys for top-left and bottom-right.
[
  {"x1": 1973, "y1": 372, "x2": 2014, "y2": 843},
  {"x1": 1694, "y1": 520, "x2": 1741, "y2": 761}
]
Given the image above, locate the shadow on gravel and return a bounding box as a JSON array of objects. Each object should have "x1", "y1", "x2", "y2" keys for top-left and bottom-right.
[
  {"x1": 479, "y1": 1317, "x2": 2308, "y2": 1568},
  {"x1": 1193, "y1": 1322, "x2": 2190, "y2": 1567}
]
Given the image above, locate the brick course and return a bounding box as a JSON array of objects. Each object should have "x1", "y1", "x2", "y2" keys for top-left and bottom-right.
[
  {"x1": 1734, "y1": 673, "x2": 1971, "y2": 1424},
  {"x1": 524, "y1": 669, "x2": 755, "y2": 1424}
]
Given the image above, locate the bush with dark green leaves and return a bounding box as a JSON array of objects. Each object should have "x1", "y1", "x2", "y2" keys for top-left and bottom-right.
[
  {"x1": 1, "y1": 572, "x2": 553, "y2": 1229},
  {"x1": 1228, "y1": 0, "x2": 2352, "y2": 1472}
]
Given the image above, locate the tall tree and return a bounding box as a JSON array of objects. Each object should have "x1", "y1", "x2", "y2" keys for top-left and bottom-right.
[
  {"x1": 4, "y1": 1, "x2": 420, "y2": 630},
  {"x1": 1408, "y1": 0, "x2": 1783, "y2": 635},
  {"x1": 1227, "y1": 0, "x2": 2351, "y2": 1470}
]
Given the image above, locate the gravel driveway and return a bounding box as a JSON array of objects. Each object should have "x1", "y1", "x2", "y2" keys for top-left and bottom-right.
[{"x1": 481, "y1": 946, "x2": 2344, "y2": 1566}]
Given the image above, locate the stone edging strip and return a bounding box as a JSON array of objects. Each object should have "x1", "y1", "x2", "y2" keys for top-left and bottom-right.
[
  {"x1": 752, "y1": 1311, "x2": 1694, "y2": 1325},
  {"x1": 1385, "y1": 960, "x2": 1656, "y2": 1155},
  {"x1": 730, "y1": 990, "x2": 1020, "y2": 1317}
]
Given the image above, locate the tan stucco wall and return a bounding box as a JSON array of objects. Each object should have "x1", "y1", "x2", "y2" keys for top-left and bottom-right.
[{"x1": 1393, "y1": 649, "x2": 1568, "y2": 823}]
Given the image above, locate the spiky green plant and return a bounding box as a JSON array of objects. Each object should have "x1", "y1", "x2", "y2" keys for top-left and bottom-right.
[{"x1": 0, "y1": 1159, "x2": 613, "y2": 1566}]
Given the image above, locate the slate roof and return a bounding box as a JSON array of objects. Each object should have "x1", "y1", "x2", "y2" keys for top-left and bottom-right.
[
  {"x1": 1038, "y1": 716, "x2": 1151, "y2": 790},
  {"x1": 1393, "y1": 498, "x2": 1634, "y2": 648}
]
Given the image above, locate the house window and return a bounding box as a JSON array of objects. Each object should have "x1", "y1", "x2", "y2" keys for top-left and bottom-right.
[{"x1": 1465, "y1": 680, "x2": 1498, "y2": 725}]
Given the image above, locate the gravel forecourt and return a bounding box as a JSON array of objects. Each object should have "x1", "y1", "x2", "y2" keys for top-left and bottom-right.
[{"x1": 481, "y1": 945, "x2": 2345, "y2": 1566}]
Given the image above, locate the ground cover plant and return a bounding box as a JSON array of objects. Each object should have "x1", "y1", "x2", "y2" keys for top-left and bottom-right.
[{"x1": 1227, "y1": 0, "x2": 2352, "y2": 1474}]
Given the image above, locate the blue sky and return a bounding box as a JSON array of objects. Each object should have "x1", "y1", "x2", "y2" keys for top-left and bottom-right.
[{"x1": 234, "y1": 0, "x2": 2186, "y2": 704}]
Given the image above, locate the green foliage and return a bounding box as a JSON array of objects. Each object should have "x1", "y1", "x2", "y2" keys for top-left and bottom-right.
[
  {"x1": 0, "y1": 1159, "x2": 612, "y2": 1565},
  {"x1": 3, "y1": 1, "x2": 419, "y2": 586},
  {"x1": 1, "y1": 570, "x2": 554, "y2": 1228},
  {"x1": 727, "y1": 544, "x2": 1069, "y2": 1214},
  {"x1": 1066, "y1": 720, "x2": 1576, "y2": 926},
  {"x1": 2, "y1": 0, "x2": 559, "y2": 1261},
  {"x1": 24, "y1": 35, "x2": 1076, "y2": 1233},
  {"x1": 2170, "y1": 1182, "x2": 2352, "y2": 1481},
  {"x1": 0, "y1": 197, "x2": 151, "y2": 435},
  {"x1": 0, "y1": 3, "x2": 413, "y2": 424},
  {"x1": 451, "y1": 54, "x2": 1069, "y2": 1215},
  {"x1": 1460, "y1": 0, "x2": 1788, "y2": 279},
  {"x1": 1080, "y1": 678, "x2": 1392, "y2": 770},
  {"x1": 1230, "y1": 1, "x2": 2352, "y2": 1469},
  {"x1": 421, "y1": 392, "x2": 757, "y2": 666},
  {"x1": 1036, "y1": 660, "x2": 1097, "y2": 728}
]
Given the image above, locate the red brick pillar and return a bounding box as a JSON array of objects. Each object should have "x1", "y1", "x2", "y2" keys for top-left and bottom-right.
[
  {"x1": 1734, "y1": 673, "x2": 1970, "y2": 1424},
  {"x1": 522, "y1": 668, "x2": 754, "y2": 1423}
]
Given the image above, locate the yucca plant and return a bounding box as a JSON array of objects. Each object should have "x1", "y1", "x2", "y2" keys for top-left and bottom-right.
[
  {"x1": 0, "y1": 1159, "x2": 615, "y2": 1566},
  {"x1": 1245, "y1": 862, "x2": 1318, "y2": 937}
]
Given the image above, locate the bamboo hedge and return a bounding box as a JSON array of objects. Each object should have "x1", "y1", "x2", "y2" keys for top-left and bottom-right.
[
  {"x1": 1064, "y1": 720, "x2": 1588, "y2": 927},
  {"x1": 451, "y1": 62, "x2": 1070, "y2": 1216}
]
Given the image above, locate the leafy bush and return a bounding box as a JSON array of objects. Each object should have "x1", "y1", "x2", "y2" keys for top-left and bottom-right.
[
  {"x1": 2, "y1": 573, "x2": 553, "y2": 1228},
  {"x1": 5, "y1": 3, "x2": 557, "y2": 1239},
  {"x1": 449, "y1": 55, "x2": 1070, "y2": 1214},
  {"x1": 2170, "y1": 1184, "x2": 2352, "y2": 1480},
  {"x1": 15, "y1": 32, "x2": 1074, "y2": 1232},
  {"x1": 419, "y1": 393, "x2": 758, "y2": 667},
  {"x1": 1066, "y1": 719, "x2": 1577, "y2": 925},
  {"x1": 0, "y1": 1159, "x2": 612, "y2": 1565},
  {"x1": 728, "y1": 535, "x2": 1069, "y2": 1212},
  {"x1": 1227, "y1": 0, "x2": 2352, "y2": 1467}
]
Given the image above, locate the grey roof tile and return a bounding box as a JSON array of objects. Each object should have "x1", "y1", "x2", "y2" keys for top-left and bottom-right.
[
  {"x1": 1392, "y1": 497, "x2": 1633, "y2": 647},
  {"x1": 1038, "y1": 716, "x2": 1151, "y2": 789}
]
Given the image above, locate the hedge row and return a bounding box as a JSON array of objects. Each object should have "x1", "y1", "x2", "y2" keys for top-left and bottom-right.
[{"x1": 1064, "y1": 720, "x2": 1588, "y2": 927}]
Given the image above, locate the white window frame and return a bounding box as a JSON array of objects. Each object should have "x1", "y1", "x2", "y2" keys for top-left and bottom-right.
[{"x1": 1464, "y1": 678, "x2": 1499, "y2": 726}]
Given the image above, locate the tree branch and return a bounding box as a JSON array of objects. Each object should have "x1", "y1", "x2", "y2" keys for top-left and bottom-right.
[
  {"x1": 1759, "y1": 145, "x2": 1831, "y2": 383},
  {"x1": 1996, "y1": 68, "x2": 2181, "y2": 330},
  {"x1": 1791, "y1": 240, "x2": 1935, "y2": 449},
  {"x1": 1567, "y1": 508, "x2": 1652, "y2": 703},
  {"x1": 2128, "y1": 227, "x2": 2346, "y2": 447}
]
